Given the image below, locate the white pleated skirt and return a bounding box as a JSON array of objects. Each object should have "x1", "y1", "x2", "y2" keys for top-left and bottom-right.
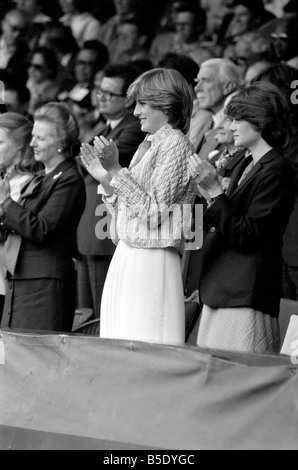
[
  {"x1": 197, "y1": 305, "x2": 281, "y2": 354},
  {"x1": 100, "y1": 241, "x2": 185, "y2": 346}
]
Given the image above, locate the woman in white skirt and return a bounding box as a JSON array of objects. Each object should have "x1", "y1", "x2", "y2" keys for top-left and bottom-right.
[
  {"x1": 81, "y1": 68, "x2": 196, "y2": 345},
  {"x1": 189, "y1": 82, "x2": 295, "y2": 354}
]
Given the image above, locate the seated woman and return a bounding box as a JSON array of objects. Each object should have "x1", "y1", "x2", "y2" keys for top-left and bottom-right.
[
  {"x1": 189, "y1": 81, "x2": 295, "y2": 354},
  {"x1": 81, "y1": 68, "x2": 196, "y2": 346},
  {"x1": 0, "y1": 113, "x2": 41, "y2": 321},
  {"x1": 27, "y1": 47, "x2": 61, "y2": 115},
  {"x1": 0, "y1": 103, "x2": 86, "y2": 332}
]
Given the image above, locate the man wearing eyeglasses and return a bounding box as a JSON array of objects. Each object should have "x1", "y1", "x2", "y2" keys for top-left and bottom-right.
[
  {"x1": 0, "y1": 8, "x2": 29, "y2": 82},
  {"x1": 77, "y1": 63, "x2": 144, "y2": 320}
]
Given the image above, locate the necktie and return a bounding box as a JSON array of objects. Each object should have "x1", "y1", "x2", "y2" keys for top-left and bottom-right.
[{"x1": 0, "y1": 174, "x2": 45, "y2": 276}]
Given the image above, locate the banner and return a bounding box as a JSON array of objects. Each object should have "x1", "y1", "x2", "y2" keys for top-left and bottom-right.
[{"x1": 0, "y1": 331, "x2": 297, "y2": 450}]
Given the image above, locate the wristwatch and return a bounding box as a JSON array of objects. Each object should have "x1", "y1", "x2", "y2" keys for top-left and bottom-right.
[{"x1": 207, "y1": 193, "x2": 225, "y2": 208}]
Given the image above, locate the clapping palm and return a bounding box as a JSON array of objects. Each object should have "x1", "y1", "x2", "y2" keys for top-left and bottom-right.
[{"x1": 80, "y1": 143, "x2": 109, "y2": 183}]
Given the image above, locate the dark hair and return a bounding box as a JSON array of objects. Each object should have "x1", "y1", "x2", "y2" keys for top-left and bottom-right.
[
  {"x1": 81, "y1": 40, "x2": 110, "y2": 71},
  {"x1": 41, "y1": 21, "x2": 79, "y2": 55},
  {"x1": 175, "y1": 2, "x2": 207, "y2": 31},
  {"x1": 159, "y1": 52, "x2": 199, "y2": 88},
  {"x1": 128, "y1": 68, "x2": 193, "y2": 134},
  {"x1": 226, "y1": 81, "x2": 292, "y2": 150},
  {"x1": 103, "y1": 63, "x2": 141, "y2": 95},
  {"x1": 34, "y1": 102, "x2": 81, "y2": 159},
  {"x1": 31, "y1": 47, "x2": 60, "y2": 80}
]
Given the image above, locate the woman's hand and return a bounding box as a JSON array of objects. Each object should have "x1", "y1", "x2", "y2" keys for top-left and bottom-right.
[
  {"x1": 80, "y1": 143, "x2": 113, "y2": 190},
  {"x1": 189, "y1": 154, "x2": 223, "y2": 200},
  {"x1": 93, "y1": 136, "x2": 122, "y2": 177}
]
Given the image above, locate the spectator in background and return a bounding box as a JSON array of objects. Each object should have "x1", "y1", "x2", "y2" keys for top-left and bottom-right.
[
  {"x1": 0, "y1": 113, "x2": 41, "y2": 321},
  {"x1": 150, "y1": 3, "x2": 211, "y2": 66},
  {"x1": 225, "y1": 31, "x2": 273, "y2": 80},
  {"x1": 61, "y1": 41, "x2": 109, "y2": 139},
  {"x1": 218, "y1": 0, "x2": 275, "y2": 48},
  {"x1": 38, "y1": 21, "x2": 79, "y2": 93},
  {"x1": 76, "y1": 63, "x2": 144, "y2": 319},
  {"x1": 14, "y1": 0, "x2": 51, "y2": 24},
  {"x1": 27, "y1": 46, "x2": 60, "y2": 115},
  {"x1": 4, "y1": 82, "x2": 31, "y2": 116},
  {"x1": 0, "y1": 8, "x2": 30, "y2": 83},
  {"x1": 255, "y1": 63, "x2": 298, "y2": 300},
  {"x1": 59, "y1": 0, "x2": 101, "y2": 48},
  {"x1": 194, "y1": 58, "x2": 242, "y2": 159},
  {"x1": 244, "y1": 60, "x2": 272, "y2": 85},
  {"x1": 0, "y1": 103, "x2": 86, "y2": 332},
  {"x1": 100, "y1": 0, "x2": 138, "y2": 51},
  {"x1": 110, "y1": 17, "x2": 151, "y2": 64},
  {"x1": 270, "y1": 17, "x2": 298, "y2": 69}
]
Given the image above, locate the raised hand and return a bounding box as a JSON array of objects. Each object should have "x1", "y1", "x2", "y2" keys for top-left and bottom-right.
[
  {"x1": 189, "y1": 154, "x2": 223, "y2": 200},
  {"x1": 80, "y1": 143, "x2": 109, "y2": 183},
  {"x1": 93, "y1": 136, "x2": 121, "y2": 174}
]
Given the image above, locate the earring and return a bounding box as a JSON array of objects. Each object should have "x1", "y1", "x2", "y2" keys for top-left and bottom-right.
[{"x1": 58, "y1": 148, "x2": 62, "y2": 154}]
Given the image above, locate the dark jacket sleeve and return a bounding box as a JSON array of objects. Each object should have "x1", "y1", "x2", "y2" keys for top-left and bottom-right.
[
  {"x1": 2, "y1": 172, "x2": 85, "y2": 244},
  {"x1": 204, "y1": 165, "x2": 295, "y2": 252}
]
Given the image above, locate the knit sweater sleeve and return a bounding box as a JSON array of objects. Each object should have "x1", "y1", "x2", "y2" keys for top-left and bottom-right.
[{"x1": 109, "y1": 133, "x2": 193, "y2": 227}]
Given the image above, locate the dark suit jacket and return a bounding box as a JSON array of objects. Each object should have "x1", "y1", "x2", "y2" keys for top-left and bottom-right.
[
  {"x1": 0, "y1": 42, "x2": 30, "y2": 83},
  {"x1": 199, "y1": 149, "x2": 295, "y2": 318},
  {"x1": 283, "y1": 126, "x2": 298, "y2": 266},
  {"x1": 2, "y1": 159, "x2": 86, "y2": 280},
  {"x1": 77, "y1": 113, "x2": 144, "y2": 256}
]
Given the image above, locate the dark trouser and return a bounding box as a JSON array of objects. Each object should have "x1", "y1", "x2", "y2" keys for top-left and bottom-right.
[
  {"x1": 283, "y1": 263, "x2": 298, "y2": 301},
  {"x1": 77, "y1": 256, "x2": 112, "y2": 319},
  {"x1": 1, "y1": 278, "x2": 76, "y2": 332}
]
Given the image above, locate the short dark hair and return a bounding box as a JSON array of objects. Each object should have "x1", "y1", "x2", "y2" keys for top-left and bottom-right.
[
  {"x1": 159, "y1": 53, "x2": 199, "y2": 88},
  {"x1": 175, "y1": 2, "x2": 207, "y2": 31},
  {"x1": 103, "y1": 63, "x2": 141, "y2": 95},
  {"x1": 81, "y1": 40, "x2": 110, "y2": 71},
  {"x1": 226, "y1": 81, "x2": 292, "y2": 149}
]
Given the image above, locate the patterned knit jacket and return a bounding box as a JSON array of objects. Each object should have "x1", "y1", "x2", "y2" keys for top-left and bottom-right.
[{"x1": 100, "y1": 125, "x2": 197, "y2": 255}]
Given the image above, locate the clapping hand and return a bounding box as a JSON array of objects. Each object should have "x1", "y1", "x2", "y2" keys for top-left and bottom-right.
[
  {"x1": 80, "y1": 143, "x2": 109, "y2": 183},
  {"x1": 189, "y1": 154, "x2": 223, "y2": 199},
  {"x1": 93, "y1": 136, "x2": 121, "y2": 175}
]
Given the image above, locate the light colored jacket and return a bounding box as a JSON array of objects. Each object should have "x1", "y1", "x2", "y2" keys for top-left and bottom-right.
[{"x1": 101, "y1": 125, "x2": 196, "y2": 254}]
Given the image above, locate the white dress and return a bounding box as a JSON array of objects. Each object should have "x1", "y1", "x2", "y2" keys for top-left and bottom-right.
[{"x1": 100, "y1": 241, "x2": 185, "y2": 346}]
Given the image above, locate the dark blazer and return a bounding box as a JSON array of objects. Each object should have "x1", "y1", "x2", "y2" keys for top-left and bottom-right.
[
  {"x1": 2, "y1": 159, "x2": 86, "y2": 280},
  {"x1": 0, "y1": 42, "x2": 30, "y2": 83},
  {"x1": 77, "y1": 113, "x2": 144, "y2": 257},
  {"x1": 199, "y1": 149, "x2": 295, "y2": 318}
]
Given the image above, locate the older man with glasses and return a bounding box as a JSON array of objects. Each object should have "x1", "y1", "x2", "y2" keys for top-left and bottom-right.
[
  {"x1": 76, "y1": 63, "x2": 144, "y2": 321},
  {"x1": 0, "y1": 8, "x2": 30, "y2": 83}
]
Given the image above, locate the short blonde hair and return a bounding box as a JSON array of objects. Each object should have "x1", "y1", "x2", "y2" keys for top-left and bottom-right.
[{"x1": 128, "y1": 68, "x2": 193, "y2": 135}]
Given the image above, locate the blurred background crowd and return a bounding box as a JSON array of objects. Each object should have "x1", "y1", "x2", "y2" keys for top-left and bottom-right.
[{"x1": 0, "y1": 0, "x2": 298, "y2": 333}]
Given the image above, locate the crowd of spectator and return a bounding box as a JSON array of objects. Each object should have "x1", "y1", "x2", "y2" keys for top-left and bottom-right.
[{"x1": 0, "y1": 0, "x2": 298, "y2": 353}]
